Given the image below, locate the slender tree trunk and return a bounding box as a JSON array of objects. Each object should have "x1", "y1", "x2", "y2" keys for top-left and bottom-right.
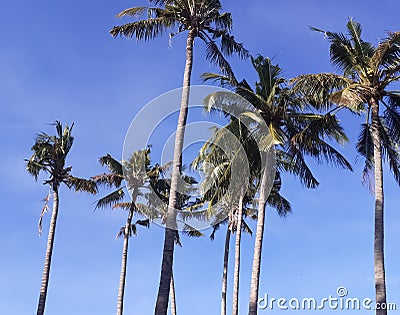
[
  {"x1": 170, "y1": 272, "x2": 177, "y2": 315},
  {"x1": 155, "y1": 30, "x2": 195, "y2": 315},
  {"x1": 232, "y1": 195, "x2": 244, "y2": 315},
  {"x1": 221, "y1": 225, "x2": 231, "y2": 315},
  {"x1": 36, "y1": 185, "x2": 59, "y2": 315},
  {"x1": 371, "y1": 98, "x2": 387, "y2": 315},
  {"x1": 116, "y1": 205, "x2": 134, "y2": 315},
  {"x1": 248, "y1": 167, "x2": 271, "y2": 315}
]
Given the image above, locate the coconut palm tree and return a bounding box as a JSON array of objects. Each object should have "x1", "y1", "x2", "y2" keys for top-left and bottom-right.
[
  {"x1": 192, "y1": 120, "x2": 255, "y2": 315},
  {"x1": 92, "y1": 150, "x2": 153, "y2": 315},
  {"x1": 110, "y1": 2, "x2": 247, "y2": 312},
  {"x1": 193, "y1": 117, "x2": 291, "y2": 315},
  {"x1": 291, "y1": 20, "x2": 400, "y2": 315},
  {"x1": 25, "y1": 121, "x2": 97, "y2": 315},
  {"x1": 203, "y1": 55, "x2": 353, "y2": 315}
]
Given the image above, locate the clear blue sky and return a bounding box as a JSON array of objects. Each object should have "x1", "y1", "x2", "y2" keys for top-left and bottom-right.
[{"x1": 1, "y1": 0, "x2": 399, "y2": 314}]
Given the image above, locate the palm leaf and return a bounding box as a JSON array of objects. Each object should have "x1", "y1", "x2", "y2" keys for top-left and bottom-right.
[
  {"x1": 356, "y1": 123, "x2": 374, "y2": 189},
  {"x1": 67, "y1": 176, "x2": 98, "y2": 194},
  {"x1": 95, "y1": 188, "x2": 125, "y2": 209},
  {"x1": 98, "y1": 154, "x2": 123, "y2": 176},
  {"x1": 378, "y1": 118, "x2": 400, "y2": 184}
]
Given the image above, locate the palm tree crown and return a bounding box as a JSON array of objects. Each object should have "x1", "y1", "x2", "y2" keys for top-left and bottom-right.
[{"x1": 110, "y1": 0, "x2": 248, "y2": 77}]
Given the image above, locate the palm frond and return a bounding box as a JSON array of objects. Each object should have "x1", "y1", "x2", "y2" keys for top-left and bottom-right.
[
  {"x1": 290, "y1": 73, "x2": 352, "y2": 111},
  {"x1": 267, "y1": 190, "x2": 291, "y2": 217},
  {"x1": 135, "y1": 219, "x2": 150, "y2": 228},
  {"x1": 356, "y1": 123, "x2": 374, "y2": 189},
  {"x1": 95, "y1": 188, "x2": 125, "y2": 210},
  {"x1": 383, "y1": 103, "x2": 400, "y2": 144},
  {"x1": 98, "y1": 154, "x2": 123, "y2": 175},
  {"x1": 241, "y1": 219, "x2": 252, "y2": 236},
  {"x1": 202, "y1": 33, "x2": 236, "y2": 80},
  {"x1": 110, "y1": 17, "x2": 175, "y2": 41},
  {"x1": 182, "y1": 223, "x2": 204, "y2": 238},
  {"x1": 378, "y1": 118, "x2": 400, "y2": 185},
  {"x1": 67, "y1": 176, "x2": 98, "y2": 194},
  {"x1": 91, "y1": 173, "x2": 123, "y2": 188}
]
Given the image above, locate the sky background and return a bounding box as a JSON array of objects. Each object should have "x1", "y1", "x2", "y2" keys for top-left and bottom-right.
[{"x1": 1, "y1": 0, "x2": 400, "y2": 314}]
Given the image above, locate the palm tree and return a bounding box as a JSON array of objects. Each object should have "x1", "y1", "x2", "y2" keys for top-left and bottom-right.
[
  {"x1": 25, "y1": 121, "x2": 97, "y2": 315},
  {"x1": 192, "y1": 121, "x2": 254, "y2": 315},
  {"x1": 203, "y1": 55, "x2": 353, "y2": 315},
  {"x1": 92, "y1": 150, "x2": 153, "y2": 315},
  {"x1": 192, "y1": 117, "x2": 291, "y2": 315},
  {"x1": 291, "y1": 19, "x2": 400, "y2": 315},
  {"x1": 110, "y1": 2, "x2": 247, "y2": 312}
]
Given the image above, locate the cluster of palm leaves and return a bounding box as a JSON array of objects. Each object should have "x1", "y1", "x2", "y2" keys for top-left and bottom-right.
[{"x1": 26, "y1": 1, "x2": 400, "y2": 315}]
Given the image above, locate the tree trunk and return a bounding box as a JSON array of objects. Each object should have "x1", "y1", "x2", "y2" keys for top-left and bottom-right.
[
  {"x1": 248, "y1": 167, "x2": 270, "y2": 315},
  {"x1": 116, "y1": 205, "x2": 134, "y2": 315},
  {"x1": 232, "y1": 195, "x2": 244, "y2": 315},
  {"x1": 36, "y1": 185, "x2": 59, "y2": 315},
  {"x1": 170, "y1": 272, "x2": 177, "y2": 315},
  {"x1": 221, "y1": 224, "x2": 231, "y2": 315},
  {"x1": 371, "y1": 98, "x2": 387, "y2": 315},
  {"x1": 154, "y1": 30, "x2": 195, "y2": 315}
]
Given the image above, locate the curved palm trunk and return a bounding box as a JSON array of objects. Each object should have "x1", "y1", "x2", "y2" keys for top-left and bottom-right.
[
  {"x1": 232, "y1": 195, "x2": 244, "y2": 315},
  {"x1": 248, "y1": 166, "x2": 271, "y2": 315},
  {"x1": 37, "y1": 185, "x2": 59, "y2": 315},
  {"x1": 154, "y1": 30, "x2": 195, "y2": 315},
  {"x1": 170, "y1": 272, "x2": 177, "y2": 315},
  {"x1": 116, "y1": 205, "x2": 134, "y2": 315},
  {"x1": 371, "y1": 98, "x2": 387, "y2": 315},
  {"x1": 221, "y1": 226, "x2": 231, "y2": 315}
]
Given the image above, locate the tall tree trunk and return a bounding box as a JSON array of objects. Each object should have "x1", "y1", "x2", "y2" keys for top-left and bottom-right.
[
  {"x1": 371, "y1": 98, "x2": 387, "y2": 315},
  {"x1": 248, "y1": 166, "x2": 272, "y2": 315},
  {"x1": 37, "y1": 185, "x2": 59, "y2": 315},
  {"x1": 154, "y1": 29, "x2": 195, "y2": 315},
  {"x1": 170, "y1": 272, "x2": 177, "y2": 315},
  {"x1": 232, "y1": 195, "x2": 244, "y2": 315},
  {"x1": 116, "y1": 205, "x2": 134, "y2": 315},
  {"x1": 221, "y1": 224, "x2": 231, "y2": 315}
]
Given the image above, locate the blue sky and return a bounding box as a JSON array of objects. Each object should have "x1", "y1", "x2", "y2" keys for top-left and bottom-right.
[{"x1": 1, "y1": 0, "x2": 400, "y2": 314}]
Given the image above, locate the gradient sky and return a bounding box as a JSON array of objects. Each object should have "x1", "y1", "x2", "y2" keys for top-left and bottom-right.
[{"x1": 1, "y1": 0, "x2": 400, "y2": 314}]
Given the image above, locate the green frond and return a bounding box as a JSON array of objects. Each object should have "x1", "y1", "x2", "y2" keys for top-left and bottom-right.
[
  {"x1": 25, "y1": 159, "x2": 47, "y2": 181},
  {"x1": 383, "y1": 105, "x2": 400, "y2": 144},
  {"x1": 277, "y1": 149, "x2": 319, "y2": 188},
  {"x1": 182, "y1": 223, "x2": 204, "y2": 238},
  {"x1": 67, "y1": 176, "x2": 98, "y2": 194},
  {"x1": 211, "y1": 12, "x2": 232, "y2": 31},
  {"x1": 135, "y1": 219, "x2": 150, "y2": 228},
  {"x1": 267, "y1": 190, "x2": 291, "y2": 217},
  {"x1": 290, "y1": 73, "x2": 352, "y2": 111},
  {"x1": 378, "y1": 118, "x2": 400, "y2": 185},
  {"x1": 241, "y1": 219, "x2": 252, "y2": 236},
  {"x1": 115, "y1": 7, "x2": 149, "y2": 18},
  {"x1": 99, "y1": 154, "x2": 123, "y2": 175},
  {"x1": 356, "y1": 123, "x2": 374, "y2": 189},
  {"x1": 95, "y1": 188, "x2": 125, "y2": 210},
  {"x1": 202, "y1": 34, "x2": 235, "y2": 79},
  {"x1": 91, "y1": 173, "x2": 123, "y2": 188},
  {"x1": 201, "y1": 72, "x2": 234, "y2": 88},
  {"x1": 110, "y1": 17, "x2": 175, "y2": 41},
  {"x1": 217, "y1": 31, "x2": 249, "y2": 59}
]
